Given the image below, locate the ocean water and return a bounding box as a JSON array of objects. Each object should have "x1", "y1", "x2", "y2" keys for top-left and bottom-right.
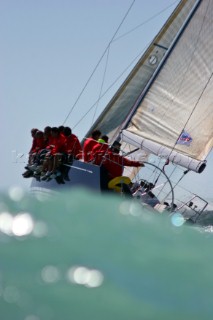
[{"x1": 0, "y1": 187, "x2": 213, "y2": 320}]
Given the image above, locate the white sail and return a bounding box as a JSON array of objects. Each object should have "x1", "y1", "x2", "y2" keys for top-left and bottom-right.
[
  {"x1": 124, "y1": 0, "x2": 213, "y2": 165},
  {"x1": 85, "y1": 0, "x2": 213, "y2": 174},
  {"x1": 87, "y1": 0, "x2": 199, "y2": 143}
]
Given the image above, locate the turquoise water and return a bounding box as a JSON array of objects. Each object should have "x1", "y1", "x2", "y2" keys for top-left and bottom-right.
[{"x1": 0, "y1": 188, "x2": 213, "y2": 320}]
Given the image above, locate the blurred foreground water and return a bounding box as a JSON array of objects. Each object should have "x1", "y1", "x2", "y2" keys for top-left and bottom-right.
[{"x1": 0, "y1": 187, "x2": 213, "y2": 320}]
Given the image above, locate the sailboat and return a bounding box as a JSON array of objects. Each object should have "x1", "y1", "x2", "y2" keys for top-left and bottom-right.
[{"x1": 31, "y1": 0, "x2": 213, "y2": 223}]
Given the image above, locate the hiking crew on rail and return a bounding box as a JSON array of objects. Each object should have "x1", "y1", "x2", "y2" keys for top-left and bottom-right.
[{"x1": 23, "y1": 127, "x2": 144, "y2": 189}]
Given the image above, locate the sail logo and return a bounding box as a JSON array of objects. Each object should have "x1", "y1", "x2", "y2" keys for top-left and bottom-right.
[{"x1": 177, "y1": 130, "x2": 192, "y2": 146}]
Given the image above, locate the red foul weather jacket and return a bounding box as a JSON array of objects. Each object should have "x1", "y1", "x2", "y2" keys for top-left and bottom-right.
[
  {"x1": 90, "y1": 143, "x2": 109, "y2": 164},
  {"x1": 48, "y1": 134, "x2": 66, "y2": 155},
  {"x1": 103, "y1": 150, "x2": 141, "y2": 180},
  {"x1": 83, "y1": 138, "x2": 99, "y2": 162},
  {"x1": 65, "y1": 134, "x2": 82, "y2": 158},
  {"x1": 31, "y1": 137, "x2": 46, "y2": 153}
]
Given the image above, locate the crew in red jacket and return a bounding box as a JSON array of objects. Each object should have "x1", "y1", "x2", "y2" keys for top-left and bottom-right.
[
  {"x1": 63, "y1": 126, "x2": 82, "y2": 158},
  {"x1": 58, "y1": 125, "x2": 65, "y2": 136},
  {"x1": 43, "y1": 126, "x2": 52, "y2": 148},
  {"x1": 103, "y1": 141, "x2": 144, "y2": 180},
  {"x1": 90, "y1": 135, "x2": 109, "y2": 164},
  {"x1": 30, "y1": 131, "x2": 46, "y2": 153},
  {"x1": 41, "y1": 127, "x2": 66, "y2": 179},
  {"x1": 48, "y1": 127, "x2": 66, "y2": 155},
  {"x1": 83, "y1": 129, "x2": 101, "y2": 162},
  {"x1": 26, "y1": 130, "x2": 46, "y2": 171}
]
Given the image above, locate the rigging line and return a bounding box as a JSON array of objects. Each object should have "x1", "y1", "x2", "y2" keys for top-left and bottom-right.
[
  {"x1": 145, "y1": 169, "x2": 159, "y2": 187},
  {"x1": 155, "y1": 163, "x2": 178, "y2": 199},
  {"x1": 168, "y1": 171, "x2": 203, "y2": 195},
  {"x1": 63, "y1": 0, "x2": 136, "y2": 125},
  {"x1": 142, "y1": 161, "x2": 175, "y2": 209},
  {"x1": 72, "y1": 45, "x2": 146, "y2": 130},
  {"x1": 153, "y1": 158, "x2": 167, "y2": 184},
  {"x1": 91, "y1": 45, "x2": 110, "y2": 126},
  {"x1": 143, "y1": 158, "x2": 161, "y2": 183},
  {"x1": 154, "y1": 155, "x2": 194, "y2": 199},
  {"x1": 162, "y1": 169, "x2": 189, "y2": 201},
  {"x1": 112, "y1": 0, "x2": 180, "y2": 43}
]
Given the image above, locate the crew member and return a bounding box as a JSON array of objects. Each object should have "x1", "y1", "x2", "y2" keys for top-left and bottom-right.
[
  {"x1": 83, "y1": 129, "x2": 101, "y2": 162},
  {"x1": 103, "y1": 141, "x2": 144, "y2": 180}
]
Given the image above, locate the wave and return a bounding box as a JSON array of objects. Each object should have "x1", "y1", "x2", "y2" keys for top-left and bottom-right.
[
  {"x1": 0, "y1": 188, "x2": 213, "y2": 319},
  {"x1": 196, "y1": 209, "x2": 213, "y2": 226}
]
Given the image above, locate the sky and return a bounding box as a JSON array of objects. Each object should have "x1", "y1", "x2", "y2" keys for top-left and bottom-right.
[{"x1": 1, "y1": 0, "x2": 212, "y2": 201}]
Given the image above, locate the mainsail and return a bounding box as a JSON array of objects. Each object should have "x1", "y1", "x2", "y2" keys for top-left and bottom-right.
[
  {"x1": 122, "y1": 0, "x2": 213, "y2": 173},
  {"x1": 87, "y1": 0, "x2": 213, "y2": 173}
]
